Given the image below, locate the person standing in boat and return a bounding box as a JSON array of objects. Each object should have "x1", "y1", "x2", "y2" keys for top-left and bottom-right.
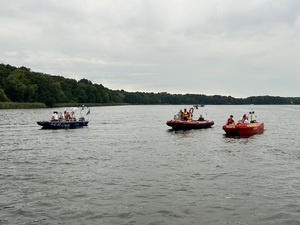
[
  {"x1": 182, "y1": 108, "x2": 190, "y2": 121},
  {"x1": 226, "y1": 115, "x2": 234, "y2": 125}
]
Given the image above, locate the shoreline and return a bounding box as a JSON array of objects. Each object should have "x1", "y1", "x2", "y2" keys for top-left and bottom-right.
[{"x1": 0, "y1": 102, "x2": 129, "y2": 109}]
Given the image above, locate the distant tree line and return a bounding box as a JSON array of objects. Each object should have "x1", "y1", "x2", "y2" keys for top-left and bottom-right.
[{"x1": 0, "y1": 63, "x2": 299, "y2": 107}]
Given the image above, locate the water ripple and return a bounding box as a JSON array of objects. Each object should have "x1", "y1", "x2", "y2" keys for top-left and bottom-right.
[{"x1": 1, "y1": 105, "x2": 300, "y2": 224}]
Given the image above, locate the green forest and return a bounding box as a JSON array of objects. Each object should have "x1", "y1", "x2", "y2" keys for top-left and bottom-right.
[{"x1": 0, "y1": 63, "x2": 299, "y2": 108}]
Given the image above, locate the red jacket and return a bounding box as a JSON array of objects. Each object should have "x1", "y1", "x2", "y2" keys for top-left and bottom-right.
[{"x1": 227, "y1": 118, "x2": 234, "y2": 125}]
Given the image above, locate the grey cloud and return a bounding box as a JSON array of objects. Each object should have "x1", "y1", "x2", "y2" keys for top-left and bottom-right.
[{"x1": 1, "y1": 0, "x2": 300, "y2": 98}]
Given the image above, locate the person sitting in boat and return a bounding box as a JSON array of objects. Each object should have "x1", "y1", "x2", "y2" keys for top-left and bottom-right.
[
  {"x1": 71, "y1": 111, "x2": 76, "y2": 121},
  {"x1": 51, "y1": 111, "x2": 59, "y2": 121},
  {"x1": 182, "y1": 108, "x2": 190, "y2": 121},
  {"x1": 65, "y1": 111, "x2": 71, "y2": 121},
  {"x1": 175, "y1": 109, "x2": 183, "y2": 120},
  {"x1": 64, "y1": 111, "x2": 67, "y2": 119},
  {"x1": 187, "y1": 114, "x2": 193, "y2": 122},
  {"x1": 242, "y1": 114, "x2": 249, "y2": 124},
  {"x1": 226, "y1": 115, "x2": 234, "y2": 125},
  {"x1": 198, "y1": 115, "x2": 205, "y2": 121},
  {"x1": 58, "y1": 112, "x2": 65, "y2": 121}
]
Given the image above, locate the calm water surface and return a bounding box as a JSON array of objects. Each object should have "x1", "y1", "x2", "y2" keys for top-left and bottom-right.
[{"x1": 1, "y1": 105, "x2": 300, "y2": 225}]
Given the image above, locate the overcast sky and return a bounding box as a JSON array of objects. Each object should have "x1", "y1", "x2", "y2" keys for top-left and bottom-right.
[{"x1": 1, "y1": 0, "x2": 300, "y2": 98}]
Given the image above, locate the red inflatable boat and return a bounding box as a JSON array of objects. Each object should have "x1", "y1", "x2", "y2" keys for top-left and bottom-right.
[
  {"x1": 222, "y1": 111, "x2": 264, "y2": 136},
  {"x1": 167, "y1": 105, "x2": 214, "y2": 130},
  {"x1": 222, "y1": 121, "x2": 264, "y2": 136},
  {"x1": 167, "y1": 119, "x2": 214, "y2": 130}
]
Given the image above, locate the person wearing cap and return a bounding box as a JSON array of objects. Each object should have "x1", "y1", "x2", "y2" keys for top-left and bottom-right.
[{"x1": 226, "y1": 115, "x2": 234, "y2": 125}]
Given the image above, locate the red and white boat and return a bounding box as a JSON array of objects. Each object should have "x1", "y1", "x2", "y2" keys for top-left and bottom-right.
[{"x1": 222, "y1": 111, "x2": 264, "y2": 136}]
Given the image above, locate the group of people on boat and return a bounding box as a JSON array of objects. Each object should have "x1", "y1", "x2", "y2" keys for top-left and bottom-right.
[
  {"x1": 226, "y1": 114, "x2": 250, "y2": 125},
  {"x1": 51, "y1": 111, "x2": 76, "y2": 121},
  {"x1": 175, "y1": 108, "x2": 205, "y2": 122}
]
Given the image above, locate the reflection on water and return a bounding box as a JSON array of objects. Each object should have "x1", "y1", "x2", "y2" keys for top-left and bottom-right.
[{"x1": 0, "y1": 105, "x2": 300, "y2": 225}]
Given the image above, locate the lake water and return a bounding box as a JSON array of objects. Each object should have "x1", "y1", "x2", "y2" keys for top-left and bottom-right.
[{"x1": 1, "y1": 105, "x2": 300, "y2": 225}]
